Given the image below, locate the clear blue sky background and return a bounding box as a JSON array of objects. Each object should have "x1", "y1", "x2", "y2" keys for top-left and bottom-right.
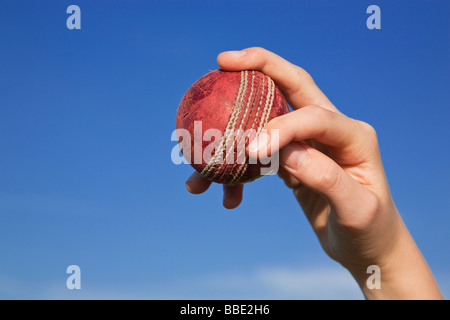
[{"x1": 0, "y1": 0, "x2": 449, "y2": 299}]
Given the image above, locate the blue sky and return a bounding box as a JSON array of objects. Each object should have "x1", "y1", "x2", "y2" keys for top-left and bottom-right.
[{"x1": 0, "y1": 0, "x2": 449, "y2": 299}]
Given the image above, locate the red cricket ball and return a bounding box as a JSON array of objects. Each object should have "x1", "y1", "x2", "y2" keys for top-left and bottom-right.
[{"x1": 176, "y1": 69, "x2": 289, "y2": 185}]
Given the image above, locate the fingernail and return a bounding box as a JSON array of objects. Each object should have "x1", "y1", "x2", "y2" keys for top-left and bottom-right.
[
  {"x1": 281, "y1": 143, "x2": 308, "y2": 170},
  {"x1": 185, "y1": 180, "x2": 193, "y2": 193},
  {"x1": 248, "y1": 132, "x2": 270, "y2": 156},
  {"x1": 225, "y1": 50, "x2": 247, "y2": 59},
  {"x1": 185, "y1": 174, "x2": 197, "y2": 193}
]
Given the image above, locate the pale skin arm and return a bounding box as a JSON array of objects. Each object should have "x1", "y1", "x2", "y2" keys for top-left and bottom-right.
[{"x1": 185, "y1": 47, "x2": 443, "y2": 300}]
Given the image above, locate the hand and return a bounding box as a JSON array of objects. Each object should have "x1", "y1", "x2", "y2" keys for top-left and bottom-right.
[{"x1": 185, "y1": 47, "x2": 442, "y2": 299}]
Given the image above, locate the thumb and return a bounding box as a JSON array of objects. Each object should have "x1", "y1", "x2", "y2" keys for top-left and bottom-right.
[{"x1": 280, "y1": 142, "x2": 367, "y2": 218}]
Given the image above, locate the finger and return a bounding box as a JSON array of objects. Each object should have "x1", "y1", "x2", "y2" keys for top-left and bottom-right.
[
  {"x1": 278, "y1": 165, "x2": 302, "y2": 189},
  {"x1": 249, "y1": 105, "x2": 377, "y2": 163},
  {"x1": 223, "y1": 184, "x2": 243, "y2": 209},
  {"x1": 185, "y1": 172, "x2": 212, "y2": 194},
  {"x1": 269, "y1": 105, "x2": 358, "y2": 149},
  {"x1": 217, "y1": 47, "x2": 336, "y2": 111},
  {"x1": 279, "y1": 142, "x2": 371, "y2": 225}
]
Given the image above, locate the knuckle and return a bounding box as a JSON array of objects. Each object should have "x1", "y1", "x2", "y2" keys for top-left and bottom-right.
[
  {"x1": 247, "y1": 46, "x2": 267, "y2": 58},
  {"x1": 303, "y1": 104, "x2": 325, "y2": 116},
  {"x1": 246, "y1": 47, "x2": 272, "y2": 74},
  {"x1": 358, "y1": 121, "x2": 378, "y2": 142},
  {"x1": 303, "y1": 105, "x2": 333, "y2": 123},
  {"x1": 297, "y1": 67, "x2": 314, "y2": 83},
  {"x1": 286, "y1": 67, "x2": 315, "y2": 97},
  {"x1": 294, "y1": 65, "x2": 314, "y2": 83},
  {"x1": 316, "y1": 163, "x2": 342, "y2": 191}
]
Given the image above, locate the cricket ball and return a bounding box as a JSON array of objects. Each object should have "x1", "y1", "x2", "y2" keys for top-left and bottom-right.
[{"x1": 176, "y1": 69, "x2": 289, "y2": 185}]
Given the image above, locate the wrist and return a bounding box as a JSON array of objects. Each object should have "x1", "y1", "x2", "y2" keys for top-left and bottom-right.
[{"x1": 348, "y1": 218, "x2": 442, "y2": 300}]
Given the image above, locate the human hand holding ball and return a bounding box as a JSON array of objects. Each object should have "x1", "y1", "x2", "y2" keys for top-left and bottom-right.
[
  {"x1": 176, "y1": 69, "x2": 288, "y2": 185},
  {"x1": 176, "y1": 47, "x2": 442, "y2": 300}
]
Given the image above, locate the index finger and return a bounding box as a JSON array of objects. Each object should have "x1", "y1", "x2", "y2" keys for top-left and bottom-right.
[{"x1": 217, "y1": 47, "x2": 337, "y2": 112}]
